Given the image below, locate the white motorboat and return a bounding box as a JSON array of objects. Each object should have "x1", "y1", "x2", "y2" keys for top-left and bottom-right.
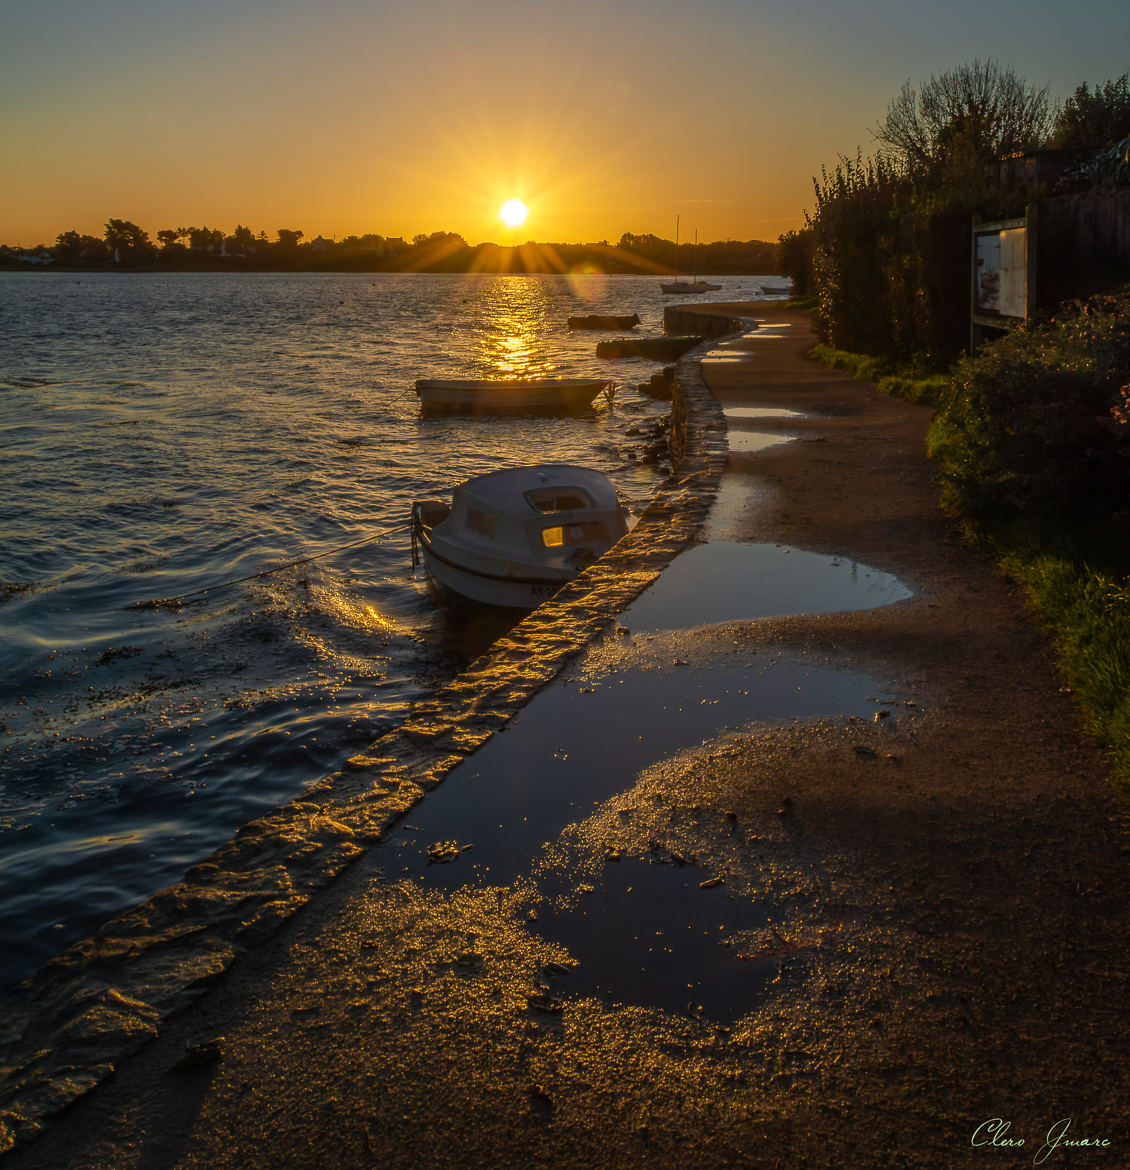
[
  {"x1": 414, "y1": 377, "x2": 614, "y2": 414},
  {"x1": 411, "y1": 464, "x2": 630, "y2": 609}
]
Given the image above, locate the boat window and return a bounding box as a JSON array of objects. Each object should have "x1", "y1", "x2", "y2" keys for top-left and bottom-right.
[
  {"x1": 542, "y1": 521, "x2": 607, "y2": 548},
  {"x1": 466, "y1": 509, "x2": 497, "y2": 537},
  {"x1": 525, "y1": 488, "x2": 593, "y2": 513}
]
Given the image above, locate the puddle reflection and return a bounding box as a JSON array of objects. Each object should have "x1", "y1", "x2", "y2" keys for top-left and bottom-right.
[
  {"x1": 374, "y1": 653, "x2": 884, "y2": 891},
  {"x1": 723, "y1": 406, "x2": 809, "y2": 420},
  {"x1": 727, "y1": 431, "x2": 793, "y2": 454},
  {"x1": 619, "y1": 541, "x2": 911, "y2": 632},
  {"x1": 529, "y1": 857, "x2": 777, "y2": 1021}
]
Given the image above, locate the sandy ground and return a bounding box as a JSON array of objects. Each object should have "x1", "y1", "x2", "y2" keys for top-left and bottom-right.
[{"x1": 7, "y1": 305, "x2": 1130, "y2": 1169}]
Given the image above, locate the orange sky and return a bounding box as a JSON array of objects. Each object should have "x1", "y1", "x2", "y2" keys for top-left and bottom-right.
[{"x1": 2, "y1": 0, "x2": 1127, "y2": 248}]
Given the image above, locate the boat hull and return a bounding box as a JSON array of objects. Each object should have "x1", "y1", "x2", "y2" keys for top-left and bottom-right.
[
  {"x1": 660, "y1": 281, "x2": 721, "y2": 294},
  {"x1": 567, "y1": 313, "x2": 641, "y2": 330},
  {"x1": 417, "y1": 541, "x2": 567, "y2": 609},
  {"x1": 414, "y1": 378, "x2": 612, "y2": 415},
  {"x1": 411, "y1": 464, "x2": 628, "y2": 610}
]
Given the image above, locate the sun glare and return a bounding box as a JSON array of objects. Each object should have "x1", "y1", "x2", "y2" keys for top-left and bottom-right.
[{"x1": 499, "y1": 199, "x2": 528, "y2": 228}]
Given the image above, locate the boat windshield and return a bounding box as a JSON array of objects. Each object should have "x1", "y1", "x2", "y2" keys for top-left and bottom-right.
[{"x1": 525, "y1": 488, "x2": 594, "y2": 513}]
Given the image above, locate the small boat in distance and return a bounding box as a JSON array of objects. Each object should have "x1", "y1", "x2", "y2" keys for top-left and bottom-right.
[
  {"x1": 412, "y1": 464, "x2": 630, "y2": 609},
  {"x1": 659, "y1": 279, "x2": 722, "y2": 295},
  {"x1": 414, "y1": 376, "x2": 614, "y2": 415},
  {"x1": 661, "y1": 218, "x2": 722, "y2": 294},
  {"x1": 567, "y1": 312, "x2": 641, "y2": 330},
  {"x1": 759, "y1": 282, "x2": 791, "y2": 297}
]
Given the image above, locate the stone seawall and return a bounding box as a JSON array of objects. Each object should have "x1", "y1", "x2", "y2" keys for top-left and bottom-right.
[
  {"x1": 664, "y1": 304, "x2": 756, "y2": 339},
  {"x1": 0, "y1": 317, "x2": 742, "y2": 1152}
]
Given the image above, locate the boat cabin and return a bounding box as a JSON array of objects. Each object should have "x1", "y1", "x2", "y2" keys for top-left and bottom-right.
[{"x1": 445, "y1": 465, "x2": 627, "y2": 570}]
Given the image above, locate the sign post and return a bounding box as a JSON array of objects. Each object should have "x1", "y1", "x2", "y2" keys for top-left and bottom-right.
[{"x1": 971, "y1": 204, "x2": 1037, "y2": 351}]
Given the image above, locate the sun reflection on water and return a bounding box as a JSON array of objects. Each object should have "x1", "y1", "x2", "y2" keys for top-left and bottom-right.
[{"x1": 473, "y1": 276, "x2": 557, "y2": 378}]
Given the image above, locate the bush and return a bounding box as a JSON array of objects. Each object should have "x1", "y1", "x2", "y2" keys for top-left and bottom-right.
[{"x1": 930, "y1": 289, "x2": 1130, "y2": 539}]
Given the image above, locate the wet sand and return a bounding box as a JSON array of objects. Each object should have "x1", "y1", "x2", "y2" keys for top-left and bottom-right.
[{"x1": 5, "y1": 305, "x2": 1129, "y2": 1168}]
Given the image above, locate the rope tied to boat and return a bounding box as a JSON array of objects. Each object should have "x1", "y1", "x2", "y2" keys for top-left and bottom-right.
[{"x1": 128, "y1": 522, "x2": 412, "y2": 611}]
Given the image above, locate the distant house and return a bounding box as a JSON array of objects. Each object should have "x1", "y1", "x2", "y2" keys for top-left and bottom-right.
[
  {"x1": 15, "y1": 248, "x2": 55, "y2": 266},
  {"x1": 309, "y1": 236, "x2": 334, "y2": 252}
]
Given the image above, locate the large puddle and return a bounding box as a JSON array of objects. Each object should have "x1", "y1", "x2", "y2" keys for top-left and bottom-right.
[
  {"x1": 377, "y1": 652, "x2": 887, "y2": 891},
  {"x1": 619, "y1": 540, "x2": 911, "y2": 632},
  {"x1": 373, "y1": 645, "x2": 890, "y2": 1021},
  {"x1": 373, "y1": 483, "x2": 912, "y2": 1019}
]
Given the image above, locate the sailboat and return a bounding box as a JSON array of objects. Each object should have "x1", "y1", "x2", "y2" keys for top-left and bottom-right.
[{"x1": 661, "y1": 217, "x2": 722, "y2": 294}]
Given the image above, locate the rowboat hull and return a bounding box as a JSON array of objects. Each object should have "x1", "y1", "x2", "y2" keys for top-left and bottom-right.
[
  {"x1": 416, "y1": 541, "x2": 570, "y2": 609},
  {"x1": 567, "y1": 313, "x2": 641, "y2": 330},
  {"x1": 414, "y1": 377, "x2": 613, "y2": 414}
]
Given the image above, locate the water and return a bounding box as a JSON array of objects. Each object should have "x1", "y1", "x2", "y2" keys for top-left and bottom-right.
[
  {"x1": 619, "y1": 542, "x2": 912, "y2": 632},
  {"x1": 528, "y1": 857, "x2": 777, "y2": 1022},
  {"x1": 375, "y1": 652, "x2": 885, "y2": 890},
  {"x1": 0, "y1": 269, "x2": 765, "y2": 987}
]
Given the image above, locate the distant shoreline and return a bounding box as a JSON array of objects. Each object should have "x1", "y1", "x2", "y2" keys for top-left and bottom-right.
[
  {"x1": 1, "y1": 262, "x2": 783, "y2": 277},
  {"x1": 1, "y1": 236, "x2": 780, "y2": 278}
]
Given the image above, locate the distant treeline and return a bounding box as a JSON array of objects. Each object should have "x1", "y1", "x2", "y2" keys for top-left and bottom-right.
[{"x1": 2, "y1": 221, "x2": 778, "y2": 276}]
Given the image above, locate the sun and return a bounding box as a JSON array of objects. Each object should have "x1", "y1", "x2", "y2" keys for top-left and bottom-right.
[{"x1": 499, "y1": 199, "x2": 529, "y2": 228}]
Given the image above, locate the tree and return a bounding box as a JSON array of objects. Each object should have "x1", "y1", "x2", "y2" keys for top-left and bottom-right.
[
  {"x1": 874, "y1": 60, "x2": 1053, "y2": 179},
  {"x1": 188, "y1": 226, "x2": 224, "y2": 253},
  {"x1": 776, "y1": 228, "x2": 814, "y2": 295},
  {"x1": 1048, "y1": 74, "x2": 1130, "y2": 149},
  {"x1": 54, "y1": 230, "x2": 109, "y2": 265},
  {"x1": 276, "y1": 228, "x2": 304, "y2": 250},
  {"x1": 411, "y1": 230, "x2": 465, "y2": 247},
  {"x1": 104, "y1": 218, "x2": 155, "y2": 265}
]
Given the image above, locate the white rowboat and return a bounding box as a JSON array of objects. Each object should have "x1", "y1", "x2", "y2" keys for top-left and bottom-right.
[
  {"x1": 412, "y1": 464, "x2": 629, "y2": 609},
  {"x1": 414, "y1": 377, "x2": 614, "y2": 414}
]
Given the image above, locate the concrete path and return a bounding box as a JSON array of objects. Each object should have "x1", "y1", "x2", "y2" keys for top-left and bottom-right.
[{"x1": 7, "y1": 306, "x2": 1128, "y2": 1169}]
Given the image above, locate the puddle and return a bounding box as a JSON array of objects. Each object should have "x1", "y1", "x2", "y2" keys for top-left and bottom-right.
[
  {"x1": 373, "y1": 652, "x2": 886, "y2": 890},
  {"x1": 618, "y1": 541, "x2": 911, "y2": 632},
  {"x1": 727, "y1": 431, "x2": 793, "y2": 454},
  {"x1": 723, "y1": 406, "x2": 809, "y2": 420},
  {"x1": 528, "y1": 857, "x2": 778, "y2": 1021}
]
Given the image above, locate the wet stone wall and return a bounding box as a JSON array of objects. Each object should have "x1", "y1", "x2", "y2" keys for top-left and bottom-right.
[{"x1": 0, "y1": 329, "x2": 733, "y2": 1153}]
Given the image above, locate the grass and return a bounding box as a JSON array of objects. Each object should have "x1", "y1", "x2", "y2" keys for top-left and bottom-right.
[{"x1": 998, "y1": 549, "x2": 1130, "y2": 786}]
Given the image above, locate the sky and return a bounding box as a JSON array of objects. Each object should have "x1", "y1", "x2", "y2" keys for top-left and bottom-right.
[{"x1": 1, "y1": 0, "x2": 1127, "y2": 248}]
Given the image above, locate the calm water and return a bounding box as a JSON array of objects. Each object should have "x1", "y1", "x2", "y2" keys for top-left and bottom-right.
[{"x1": 0, "y1": 269, "x2": 767, "y2": 987}]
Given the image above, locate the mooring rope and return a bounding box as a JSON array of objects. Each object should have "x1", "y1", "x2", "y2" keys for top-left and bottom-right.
[{"x1": 129, "y1": 523, "x2": 413, "y2": 611}]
